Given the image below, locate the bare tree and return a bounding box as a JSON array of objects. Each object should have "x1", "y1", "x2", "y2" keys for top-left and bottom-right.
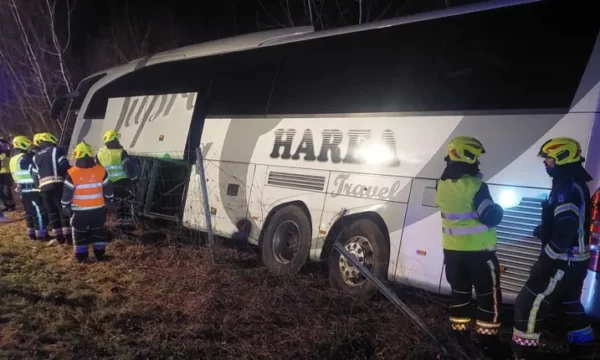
[
  {"x1": 0, "y1": 0, "x2": 75, "y2": 135},
  {"x1": 83, "y1": 1, "x2": 187, "y2": 74}
]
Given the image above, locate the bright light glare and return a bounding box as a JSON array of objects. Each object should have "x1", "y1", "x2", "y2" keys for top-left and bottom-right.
[
  {"x1": 356, "y1": 143, "x2": 394, "y2": 165},
  {"x1": 498, "y1": 190, "x2": 518, "y2": 209}
]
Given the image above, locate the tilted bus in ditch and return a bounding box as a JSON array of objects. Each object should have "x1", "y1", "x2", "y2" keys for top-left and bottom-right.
[{"x1": 53, "y1": 0, "x2": 600, "y2": 318}]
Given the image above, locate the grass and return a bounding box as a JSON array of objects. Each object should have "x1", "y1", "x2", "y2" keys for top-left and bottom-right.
[{"x1": 0, "y1": 209, "x2": 579, "y2": 360}]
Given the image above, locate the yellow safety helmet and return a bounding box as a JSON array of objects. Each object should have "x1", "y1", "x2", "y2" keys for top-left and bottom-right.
[
  {"x1": 12, "y1": 135, "x2": 32, "y2": 151},
  {"x1": 103, "y1": 129, "x2": 119, "y2": 144},
  {"x1": 446, "y1": 136, "x2": 485, "y2": 164},
  {"x1": 72, "y1": 141, "x2": 94, "y2": 159},
  {"x1": 35, "y1": 132, "x2": 58, "y2": 145},
  {"x1": 538, "y1": 137, "x2": 582, "y2": 166},
  {"x1": 32, "y1": 133, "x2": 42, "y2": 146}
]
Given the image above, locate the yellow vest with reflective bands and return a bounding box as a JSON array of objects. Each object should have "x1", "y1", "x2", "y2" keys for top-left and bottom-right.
[
  {"x1": 435, "y1": 175, "x2": 497, "y2": 251},
  {"x1": 9, "y1": 153, "x2": 34, "y2": 185},
  {"x1": 0, "y1": 153, "x2": 10, "y2": 174},
  {"x1": 96, "y1": 147, "x2": 127, "y2": 182}
]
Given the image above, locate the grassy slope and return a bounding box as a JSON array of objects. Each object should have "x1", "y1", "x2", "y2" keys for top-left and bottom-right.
[{"x1": 0, "y1": 210, "x2": 572, "y2": 360}]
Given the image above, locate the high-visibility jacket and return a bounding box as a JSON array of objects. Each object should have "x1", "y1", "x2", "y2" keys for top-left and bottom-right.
[
  {"x1": 9, "y1": 153, "x2": 38, "y2": 192},
  {"x1": 96, "y1": 147, "x2": 128, "y2": 182},
  {"x1": 0, "y1": 153, "x2": 10, "y2": 174},
  {"x1": 435, "y1": 175, "x2": 497, "y2": 251},
  {"x1": 66, "y1": 165, "x2": 108, "y2": 210}
]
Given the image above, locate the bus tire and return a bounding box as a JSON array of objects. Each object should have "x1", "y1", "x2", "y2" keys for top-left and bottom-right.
[
  {"x1": 328, "y1": 219, "x2": 389, "y2": 301},
  {"x1": 261, "y1": 205, "x2": 311, "y2": 276}
]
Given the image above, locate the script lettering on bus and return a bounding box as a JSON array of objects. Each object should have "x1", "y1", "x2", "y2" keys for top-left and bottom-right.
[
  {"x1": 114, "y1": 92, "x2": 197, "y2": 148},
  {"x1": 330, "y1": 173, "x2": 403, "y2": 200},
  {"x1": 269, "y1": 128, "x2": 400, "y2": 166}
]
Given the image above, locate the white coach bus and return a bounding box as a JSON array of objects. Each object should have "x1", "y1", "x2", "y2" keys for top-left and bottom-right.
[{"x1": 54, "y1": 0, "x2": 600, "y2": 317}]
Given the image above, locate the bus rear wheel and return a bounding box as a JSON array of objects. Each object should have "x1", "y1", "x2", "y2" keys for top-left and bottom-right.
[
  {"x1": 261, "y1": 205, "x2": 311, "y2": 276},
  {"x1": 328, "y1": 219, "x2": 389, "y2": 301}
]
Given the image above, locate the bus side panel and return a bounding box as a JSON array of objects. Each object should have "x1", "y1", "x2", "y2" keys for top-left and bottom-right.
[
  {"x1": 259, "y1": 165, "x2": 330, "y2": 258},
  {"x1": 486, "y1": 113, "x2": 594, "y2": 187},
  {"x1": 320, "y1": 173, "x2": 412, "y2": 279},
  {"x1": 394, "y1": 178, "x2": 444, "y2": 294},
  {"x1": 247, "y1": 164, "x2": 268, "y2": 245}
]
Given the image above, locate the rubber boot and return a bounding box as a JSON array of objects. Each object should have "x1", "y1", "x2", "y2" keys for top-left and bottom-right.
[
  {"x1": 27, "y1": 227, "x2": 36, "y2": 240},
  {"x1": 36, "y1": 229, "x2": 49, "y2": 241},
  {"x1": 53, "y1": 228, "x2": 65, "y2": 245},
  {"x1": 94, "y1": 249, "x2": 106, "y2": 262},
  {"x1": 3, "y1": 203, "x2": 16, "y2": 212},
  {"x1": 62, "y1": 227, "x2": 73, "y2": 245},
  {"x1": 74, "y1": 245, "x2": 89, "y2": 263}
]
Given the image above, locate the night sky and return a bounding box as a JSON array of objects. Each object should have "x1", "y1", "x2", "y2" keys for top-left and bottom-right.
[{"x1": 72, "y1": 0, "x2": 483, "y2": 56}]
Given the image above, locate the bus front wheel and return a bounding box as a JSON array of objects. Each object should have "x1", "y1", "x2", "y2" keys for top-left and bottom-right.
[
  {"x1": 261, "y1": 205, "x2": 312, "y2": 276},
  {"x1": 328, "y1": 219, "x2": 389, "y2": 301}
]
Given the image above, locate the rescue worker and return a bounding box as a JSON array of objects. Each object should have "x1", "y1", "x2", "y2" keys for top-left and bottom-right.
[
  {"x1": 30, "y1": 134, "x2": 42, "y2": 154},
  {"x1": 95, "y1": 129, "x2": 138, "y2": 228},
  {"x1": 512, "y1": 137, "x2": 596, "y2": 359},
  {"x1": 61, "y1": 141, "x2": 114, "y2": 262},
  {"x1": 0, "y1": 135, "x2": 16, "y2": 212},
  {"x1": 10, "y1": 136, "x2": 49, "y2": 240},
  {"x1": 435, "y1": 136, "x2": 506, "y2": 356},
  {"x1": 31, "y1": 132, "x2": 72, "y2": 244}
]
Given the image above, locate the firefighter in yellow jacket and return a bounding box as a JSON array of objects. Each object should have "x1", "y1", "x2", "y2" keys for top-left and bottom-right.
[
  {"x1": 61, "y1": 142, "x2": 114, "y2": 262},
  {"x1": 435, "y1": 136, "x2": 506, "y2": 355},
  {"x1": 95, "y1": 129, "x2": 138, "y2": 228},
  {"x1": 0, "y1": 135, "x2": 16, "y2": 212},
  {"x1": 9, "y1": 136, "x2": 49, "y2": 240}
]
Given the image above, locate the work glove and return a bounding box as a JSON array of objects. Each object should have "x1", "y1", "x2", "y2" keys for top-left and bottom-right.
[{"x1": 62, "y1": 205, "x2": 72, "y2": 218}]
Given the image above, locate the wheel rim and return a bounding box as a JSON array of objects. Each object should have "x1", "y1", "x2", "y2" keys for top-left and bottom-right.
[
  {"x1": 272, "y1": 220, "x2": 301, "y2": 264},
  {"x1": 338, "y1": 236, "x2": 375, "y2": 287}
]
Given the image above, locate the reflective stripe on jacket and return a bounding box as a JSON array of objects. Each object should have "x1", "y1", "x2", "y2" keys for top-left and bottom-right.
[
  {"x1": 435, "y1": 175, "x2": 497, "y2": 251},
  {"x1": 33, "y1": 146, "x2": 70, "y2": 188},
  {"x1": 10, "y1": 153, "x2": 33, "y2": 185},
  {"x1": 96, "y1": 147, "x2": 128, "y2": 182}
]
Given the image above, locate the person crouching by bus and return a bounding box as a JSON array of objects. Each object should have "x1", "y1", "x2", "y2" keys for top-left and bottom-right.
[
  {"x1": 0, "y1": 135, "x2": 16, "y2": 212},
  {"x1": 434, "y1": 136, "x2": 505, "y2": 355},
  {"x1": 95, "y1": 129, "x2": 138, "y2": 228},
  {"x1": 61, "y1": 142, "x2": 114, "y2": 262},
  {"x1": 10, "y1": 136, "x2": 49, "y2": 240},
  {"x1": 512, "y1": 137, "x2": 596, "y2": 360},
  {"x1": 31, "y1": 132, "x2": 72, "y2": 245}
]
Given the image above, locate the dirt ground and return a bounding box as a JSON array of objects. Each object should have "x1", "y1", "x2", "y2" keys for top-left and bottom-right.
[{"x1": 0, "y1": 209, "x2": 575, "y2": 360}]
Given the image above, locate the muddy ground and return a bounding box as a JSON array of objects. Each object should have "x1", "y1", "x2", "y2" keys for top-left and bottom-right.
[{"x1": 0, "y1": 210, "x2": 576, "y2": 359}]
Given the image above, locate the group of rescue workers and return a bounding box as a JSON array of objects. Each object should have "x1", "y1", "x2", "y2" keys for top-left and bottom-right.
[
  {"x1": 0, "y1": 130, "x2": 137, "y2": 262},
  {"x1": 437, "y1": 136, "x2": 597, "y2": 359},
  {"x1": 0, "y1": 127, "x2": 596, "y2": 359}
]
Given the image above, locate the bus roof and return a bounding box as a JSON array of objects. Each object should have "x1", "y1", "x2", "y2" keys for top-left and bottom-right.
[{"x1": 121, "y1": 0, "x2": 540, "y2": 69}]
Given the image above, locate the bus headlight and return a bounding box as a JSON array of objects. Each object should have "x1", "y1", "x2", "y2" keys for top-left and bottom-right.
[{"x1": 498, "y1": 189, "x2": 518, "y2": 209}]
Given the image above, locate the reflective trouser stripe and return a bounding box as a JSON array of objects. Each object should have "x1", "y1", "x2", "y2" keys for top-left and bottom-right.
[
  {"x1": 486, "y1": 260, "x2": 499, "y2": 324},
  {"x1": 544, "y1": 245, "x2": 590, "y2": 262},
  {"x1": 527, "y1": 269, "x2": 565, "y2": 333},
  {"x1": 449, "y1": 317, "x2": 471, "y2": 324}
]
